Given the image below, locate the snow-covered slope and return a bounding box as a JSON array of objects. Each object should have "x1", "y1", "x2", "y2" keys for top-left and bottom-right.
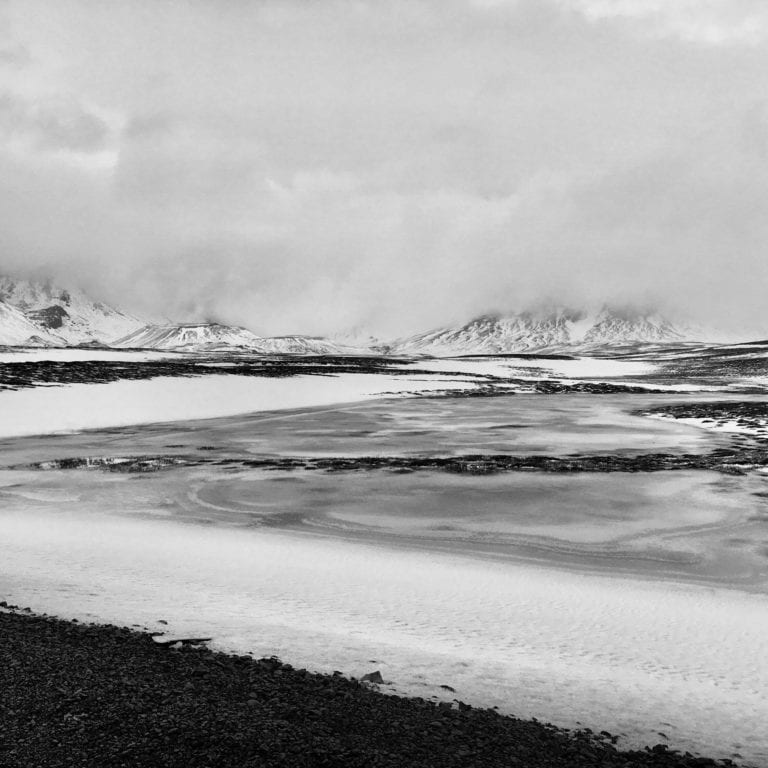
[
  {"x1": 114, "y1": 324, "x2": 363, "y2": 354},
  {"x1": 391, "y1": 307, "x2": 694, "y2": 356},
  {"x1": 251, "y1": 335, "x2": 361, "y2": 355},
  {"x1": 112, "y1": 323, "x2": 264, "y2": 351},
  {"x1": 0, "y1": 301, "x2": 64, "y2": 347},
  {"x1": 0, "y1": 276, "x2": 145, "y2": 344},
  {"x1": 582, "y1": 307, "x2": 686, "y2": 345}
]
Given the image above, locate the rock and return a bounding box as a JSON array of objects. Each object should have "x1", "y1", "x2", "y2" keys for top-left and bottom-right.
[
  {"x1": 151, "y1": 636, "x2": 212, "y2": 647},
  {"x1": 0, "y1": 610, "x2": 743, "y2": 768},
  {"x1": 361, "y1": 670, "x2": 384, "y2": 684}
]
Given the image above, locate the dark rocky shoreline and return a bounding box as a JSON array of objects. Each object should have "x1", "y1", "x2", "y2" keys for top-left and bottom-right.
[
  {"x1": 18, "y1": 443, "x2": 768, "y2": 475},
  {"x1": 0, "y1": 356, "x2": 425, "y2": 391},
  {"x1": 636, "y1": 402, "x2": 768, "y2": 434},
  {"x1": 0, "y1": 609, "x2": 744, "y2": 768},
  {"x1": 0, "y1": 355, "x2": 686, "y2": 395}
]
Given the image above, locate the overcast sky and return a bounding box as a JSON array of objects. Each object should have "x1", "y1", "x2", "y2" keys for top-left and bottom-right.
[{"x1": 1, "y1": 0, "x2": 767, "y2": 336}]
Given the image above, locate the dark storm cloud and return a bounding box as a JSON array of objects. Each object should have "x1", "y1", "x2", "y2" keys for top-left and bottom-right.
[{"x1": 1, "y1": 0, "x2": 768, "y2": 337}]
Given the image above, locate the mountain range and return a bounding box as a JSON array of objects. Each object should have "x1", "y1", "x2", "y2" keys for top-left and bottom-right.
[
  {"x1": 385, "y1": 307, "x2": 692, "y2": 356},
  {"x1": 0, "y1": 275, "x2": 360, "y2": 354},
  {"x1": 0, "y1": 274, "x2": 718, "y2": 355}
]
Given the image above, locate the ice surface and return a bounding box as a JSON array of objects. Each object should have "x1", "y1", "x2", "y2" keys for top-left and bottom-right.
[
  {"x1": 0, "y1": 392, "x2": 730, "y2": 464},
  {"x1": 0, "y1": 372, "x2": 475, "y2": 438}
]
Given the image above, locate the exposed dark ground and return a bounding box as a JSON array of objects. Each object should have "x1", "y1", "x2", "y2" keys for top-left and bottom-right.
[
  {"x1": 0, "y1": 354, "x2": 695, "y2": 395},
  {"x1": 18, "y1": 444, "x2": 768, "y2": 476},
  {"x1": 591, "y1": 342, "x2": 768, "y2": 383},
  {"x1": 637, "y1": 401, "x2": 768, "y2": 427},
  {"x1": 0, "y1": 356, "x2": 419, "y2": 391},
  {"x1": 0, "y1": 609, "x2": 743, "y2": 768}
]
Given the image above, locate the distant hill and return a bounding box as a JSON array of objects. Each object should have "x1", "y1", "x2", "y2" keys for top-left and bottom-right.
[
  {"x1": 113, "y1": 323, "x2": 361, "y2": 354},
  {"x1": 112, "y1": 322, "x2": 265, "y2": 351}
]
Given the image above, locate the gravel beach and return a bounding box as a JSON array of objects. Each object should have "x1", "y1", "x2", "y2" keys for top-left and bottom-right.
[{"x1": 0, "y1": 609, "x2": 743, "y2": 768}]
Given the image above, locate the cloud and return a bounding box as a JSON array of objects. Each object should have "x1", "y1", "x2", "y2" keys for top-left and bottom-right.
[
  {"x1": 0, "y1": 0, "x2": 767, "y2": 338},
  {"x1": 562, "y1": 0, "x2": 768, "y2": 45},
  {"x1": 0, "y1": 41, "x2": 29, "y2": 66},
  {"x1": 0, "y1": 90, "x2": 110, "y2": 154}
]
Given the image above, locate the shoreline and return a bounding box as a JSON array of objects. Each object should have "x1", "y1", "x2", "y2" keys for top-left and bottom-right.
[
  {"x1": 3, "y1": 484, "x2": 767, "y2": 764},
  {"x1": 0, "y1": 606, "x2": 746, "y2": 768}
]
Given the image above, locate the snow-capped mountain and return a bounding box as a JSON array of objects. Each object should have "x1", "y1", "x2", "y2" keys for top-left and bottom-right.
[
  {"x1": 0, "y1": 274, "x2": 365, "y2": 353},
  {"x1": 390, "y1": 306, "x2": 694, "y2": 356},
  {"x1": 250, "y1": 335, "x2": 360, "y2": 355},
  {"x1": 112, "y1": 323, "x2": 265, "y2": 351},
  {"x1": 0, "y1": 301, "x2": 65, "y2": 347},
  {"x1": 113, "y1": 323, "x2": 362, "y2": 354},
  {"x1": 0, "y1": 276, "x2": 145, "y2": 345},
  {"x1": 0, "y1": 273, "x2": 714, "y2": 356},
  {"x1": 580, "y1": 307, "x2": 687, "y2": 345}
]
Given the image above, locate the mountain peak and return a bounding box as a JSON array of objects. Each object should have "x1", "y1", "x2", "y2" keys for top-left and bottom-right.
[{"x1": 0, "y1": 275, "x2": 144, "y2": 345}]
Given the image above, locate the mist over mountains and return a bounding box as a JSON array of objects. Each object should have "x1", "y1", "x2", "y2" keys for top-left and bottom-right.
[
  {"x1": 0, "y1": 275, "x2": 144, "y2": 346},
  {"x1": 3, "y1": 1, "x2": 768, "y2": 344},
  {"x1": 384, "y1": 307, "x2": 695, "y2": 356},
  {"x1": 0, "y1": 273, "x2": 737, "y2": 355}
]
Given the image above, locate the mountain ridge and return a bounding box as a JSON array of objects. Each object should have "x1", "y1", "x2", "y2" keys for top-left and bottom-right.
[
  {"x1": 387, "y1": 306, "x2": 695, "y2": 356},
  {"x1": 0, "y1": 275, "x2": 368, "y2": 354},
  {"x1": 0, "y1": 274, "x2": 737, "y2": 355}
]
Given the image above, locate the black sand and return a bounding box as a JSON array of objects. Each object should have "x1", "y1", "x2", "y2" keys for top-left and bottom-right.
[{"x1": 0, "y1": 609, "x2": 742, "y2": 768}]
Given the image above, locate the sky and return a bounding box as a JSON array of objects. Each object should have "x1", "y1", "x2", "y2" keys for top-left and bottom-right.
[{"x1": 1, "y1": 0, "x2": 768, "y2": 337}]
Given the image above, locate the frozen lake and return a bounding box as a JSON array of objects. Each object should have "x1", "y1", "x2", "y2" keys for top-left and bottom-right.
[{"x1": 1, "y1": 366, "x2": 767, "y2": 765}]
